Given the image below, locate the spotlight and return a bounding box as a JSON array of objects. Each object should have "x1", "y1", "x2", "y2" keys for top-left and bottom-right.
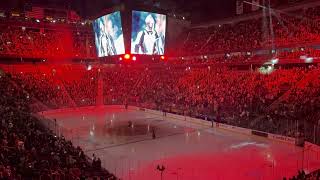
[
  {"x1": 132, "y1": 56, "x2": 137, "y2": 61},
  {"x1": 160, "y1": 55, "x2": 165, "y2": 60},
  {"x1": 119, "y1": 57, "x2": 123, "y2": 61},
  {"x1": 124, "y1": 54, "x2": 131, "y2": 60},
  {"x1": 36, "y1": 19, "x2": 40, "y2": 23}
]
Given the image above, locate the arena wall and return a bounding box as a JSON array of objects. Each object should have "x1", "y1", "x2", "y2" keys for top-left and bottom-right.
[{"x1": 142, "y1": 107, "x2": 297, "y2": 145}]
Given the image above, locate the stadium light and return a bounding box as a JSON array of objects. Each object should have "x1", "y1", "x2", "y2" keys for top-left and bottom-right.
[
  {"x1": 305, "y1": 57, "x2": 313, "y2": 63},
  {"x1": 300, "y1": 55, "x2": 314, "y2": 63},
  {"x1": 271, "y1": 58, "x2": 279, "y2": 65},
  {"x1": 124, "y1": 54, "x2": 131, "y2": 60}
]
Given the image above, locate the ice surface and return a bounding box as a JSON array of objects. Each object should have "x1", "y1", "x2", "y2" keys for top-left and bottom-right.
[{"x1": 43, "y1": 107, "x2": 320, "y2": 180}]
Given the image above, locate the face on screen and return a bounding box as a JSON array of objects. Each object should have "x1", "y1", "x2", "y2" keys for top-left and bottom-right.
[
  {"x1": 93, "y1": 11, "x2": 125, "y2": 57},
  {"x1": 131, "y1": 11, "x2": 166, "y2": 55}
]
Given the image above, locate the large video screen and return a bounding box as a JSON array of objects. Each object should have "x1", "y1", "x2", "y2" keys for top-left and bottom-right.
[
  {"x1": 131, "y1": 11, "x2": 166, "y2": 55},
  {"x1": 93, "y1": 11, "x2": 125, "y2": 57}
]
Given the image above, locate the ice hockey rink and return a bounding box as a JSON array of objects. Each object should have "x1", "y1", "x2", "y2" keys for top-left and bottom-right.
[{"x1": 41, "y1": 106, "x2": 320, "y2": 180}]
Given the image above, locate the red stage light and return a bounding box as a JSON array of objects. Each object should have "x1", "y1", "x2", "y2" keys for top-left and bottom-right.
[
  {"x1": 132, "y1": 56, "x2": 137, "y2": 61},
  {"x1": 124, "y1": 54, "x2": 131, "y2": 60},
  {"x1": 160, "y1": 55, "x2": 165, "y2": 60}
]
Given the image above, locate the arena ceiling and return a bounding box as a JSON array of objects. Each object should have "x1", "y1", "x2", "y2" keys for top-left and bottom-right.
[{"x1": 0, "y1": 0, "x2": 235, "y2": 23}]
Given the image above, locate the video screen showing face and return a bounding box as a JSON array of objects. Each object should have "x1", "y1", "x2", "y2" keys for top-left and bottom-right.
[
  {"x1": 131, "y1": 11, "x2": 166, "y2": 55},
  {"x1": 93, "y1": 11, "x2": 125, "y2": 57}
]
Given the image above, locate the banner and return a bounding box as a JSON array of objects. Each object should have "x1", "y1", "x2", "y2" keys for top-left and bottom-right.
[
  {"x1": 26, "y1": 7, "x2": 44, "y2": 19},
  {"x1": 252, "y1": 130, "x2": 268, "y2": 137},
  {"x1": 268, "y1": 134, "x2": 296, "y2": 144}
]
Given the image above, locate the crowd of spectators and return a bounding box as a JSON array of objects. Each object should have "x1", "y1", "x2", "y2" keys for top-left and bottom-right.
[
  {"x1": 1, "y1": 6, "x2": 320, "y2": 64},
  {"x1": 260, "y1": 66, "x2": 320, "y2": 140},
  {"x1": 278, "y1": 48, "x2": 320, "y2": 60},
  {"x1": 1, "y1": 63, "x2": 319, "y2": 145},
  {"x1": 0, "y1": 6, "x2": 320, "y2": 62},
  {"x1": 130, "y1": 65, "x2": 317, "y2": 135},
  {"x1": 285, "y1": 169, "x2": 320, "y2": 180},
  {"x1": 0, "y1": 64, "x2": 98, "y2": 110},
  {"x1": 0, "y1": 70, "x2": 117, "y2": 179},
  {"x1": 179, "y1": 6, "x2": 320, "y2": 56},
  {"x1": 0, "y1": 25, "x2": 96, "y2": 59},
  {"x1": 59, "y1": 65, "x2": 98, "y2": 107}
]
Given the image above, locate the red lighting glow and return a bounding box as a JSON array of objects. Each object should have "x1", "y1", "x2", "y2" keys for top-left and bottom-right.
[
  {"x1": 160, "y1": 55, "x2": 165, "y2": 60},
  {"x1": 124, "y1": 54, "x2": 131, "y2": 60}
]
